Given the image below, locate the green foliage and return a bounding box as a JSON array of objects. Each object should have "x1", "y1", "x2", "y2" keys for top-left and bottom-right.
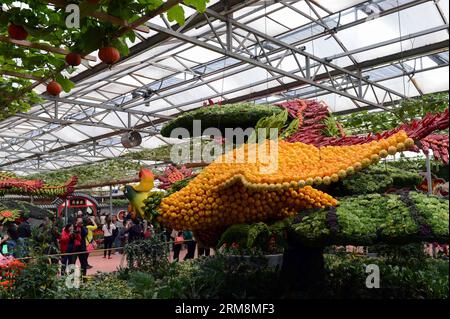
[
  {"x1": 111, "y1": 198, "x2": 130, "y2": 207},
  {"x1": 58, "y1": 273, "x2": 134, "y2": 299},
  {"x1": 128, "y1": 255, "x2": 281, "y2": 299},
  {"x1": 324, "y1": 253, "x2": 448, "y2": 299},
  {"x1": 280, "y1": 117, "x2": 300, "y2": 139},
  {"x1": 290, "y1": 210, "x2": 330, "y2": 243},
  {"x1": 410, "y1": 192, "x2": 449, "y2": 237},
  {"x1": 369, "y1": 243, "x2": 428, "y2": 267},
  {"x1": 289, "y1": 192, "x2": 448, "y2": 246},
  {"x1": 27, "y1": 158, "x2": 143, "y2": 185},
  {"x1": 123, "y1": 236, "x2": 170, "y2": 277},
  {"x1": 1, "y1": 197, "x2": 62, "y2": 223},
  {"x1": 329, "y1": 163, "x2": 423, "y2": 195},
  {"x1": 250, "y1": 109, "x2": 289, "y2": 140},
  {"x1": 336, "y1": 93, "x2": 449, "y2": 135},
  {"x1": 5, "y1": 257, "x2": 60, "y2": 299},
  {"x1": 387, "y1": 158, "x2": 449, "y2": 180},
  {"x1": 322, "y1": 115, "x2": 345, "y2": 137},
  {"x1": 160, "y1": 103, "x2": 283, "y2": 138},
  {"x1": 219, "y1": 221, "x2": 288, "y2": 254},
  {"x1": 165, "y1": 176, "x2": 195, "y2": 195},
  {"x1": 0, "y1": 0, "x2": 208, "y2": 119}
]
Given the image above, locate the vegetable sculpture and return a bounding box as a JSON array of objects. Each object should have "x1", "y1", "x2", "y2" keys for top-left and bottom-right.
[
  {"x1": 281, "y1": 100, "x2": 449, "y2": 164},
  {"x1": 156, "y1": 131, "x2": 412, "y2": 244},
  {"x1": 0, "y1": 172, "x2": 77, "y2": 197}
]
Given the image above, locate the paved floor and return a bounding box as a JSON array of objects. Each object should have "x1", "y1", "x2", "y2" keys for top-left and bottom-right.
[{"x1": 81, "y1": 249, "x2": 210, "y2": 275}]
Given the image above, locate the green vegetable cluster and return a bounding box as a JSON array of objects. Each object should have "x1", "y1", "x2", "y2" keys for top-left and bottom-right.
[
  {"x1": 410, "y1": 192, "x2": 449, "y2": 237},
  {"x1": 332, "y1": 164, "x2": 422, "y2": 195},
  {"x1": 160, "y1": 103, "x2": 283, "y2": 138},
  {"x1": 288, "y1": 192, "x2": 448, "y2": 246},
  {"x1": 143, "y1": 191, "x2": 166, "y2": 222}
]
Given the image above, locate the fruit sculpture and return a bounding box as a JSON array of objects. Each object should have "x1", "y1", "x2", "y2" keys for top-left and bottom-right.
[
  {"x1": 0, "y1": 172, "x2": 77, "y2": 197},
  {"x1": 156, "y1": 131, "x2": 412, "y2": 244}
]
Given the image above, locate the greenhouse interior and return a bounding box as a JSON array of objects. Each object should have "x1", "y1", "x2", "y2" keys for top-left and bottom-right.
[{"x1": 0, "y1": 0, "x2": 449, "y2": 301}]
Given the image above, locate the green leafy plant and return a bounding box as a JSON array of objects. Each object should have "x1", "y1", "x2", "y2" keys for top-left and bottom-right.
[
  {"x1": 288, "y1": 192, "x2": 448, "y2": 246},
  {"x1": 160, "y1": 103, "x2": 283, "y2": 138},
  {"x1": 336, "y1": 93, "x2": 449, "y2": 135},
  {"x1": 58, "y1": 272, "x2": 134, "y2": 299},
  {"x1": 123, "y1": 236, "x2": 170, "y2": 277},
  {"x1": 5, "y1": 257, "x2": 59, "y2": 299},
  {"x1": 218, "y1": 221, "x2": 287, "y2": 254}
]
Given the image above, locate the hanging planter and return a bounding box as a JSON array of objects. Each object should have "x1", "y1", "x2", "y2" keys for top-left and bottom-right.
[
  {"x1": 7, "y1": 23, "x2": 28, "y2": 40},
  {"x1": 98, "y1": 46, "x2": 121, "y2": 65},
  {"x1": 46, "y1": 81, "x2": 62, "y2": 96}
]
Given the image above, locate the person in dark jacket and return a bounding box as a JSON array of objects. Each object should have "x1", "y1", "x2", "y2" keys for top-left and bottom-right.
[
  {"x1": 71, "y1": 220, "x2": 89, "y2": 276},
  {"x1": 126, "y1": 220, "x2": 144, "y2": 243},
  {"x1": 183, "y1": 230, "x2": 196, "y2": 260},
  {"x1": 17, "y1": 216, "x2": 31, "y2": 238}
]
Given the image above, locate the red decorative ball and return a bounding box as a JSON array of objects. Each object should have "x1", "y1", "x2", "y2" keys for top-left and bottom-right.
[
  {"x1": 8, "y1": 24, "x2": 28, "y2": 40},
  {"x1": 98, "y1": 46, "x2": 121, "y2": 65},
  {"x1": 47, "y1": 81, "x2": 62, "y2": 96},
  {"x1": 65, "y1": 52, "x2": 82, "y2": 66}
]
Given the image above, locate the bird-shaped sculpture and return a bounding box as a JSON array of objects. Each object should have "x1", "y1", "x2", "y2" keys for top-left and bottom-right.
[
  {"x1": 123, "y1": 185, "x2": 151, "y2": 220},
  {"x1": 131, "y1": 168, "x2": 155, "y2": 192},
  {"x1": 123, "y1": 168, "x2": 155, "y2": 219}
]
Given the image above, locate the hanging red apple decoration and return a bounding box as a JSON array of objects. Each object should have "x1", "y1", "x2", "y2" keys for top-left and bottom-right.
[
  {"x1": 65, "y1": 52, "x2": 82, "y2": 66},
  {"x1": 47, "y1": 81, "x2": 62, "y2": 96},
  {"x1": 8, "y1": 23, "x2": 28, "y2": 40},
  {"x1": 98, "y1": 46, "x2": 121, "y2": 65}
]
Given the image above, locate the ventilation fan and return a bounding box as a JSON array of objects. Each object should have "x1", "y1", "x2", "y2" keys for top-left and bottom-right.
[{"x1": 121, "y1": 131, "x2": 142, "y2": 148}]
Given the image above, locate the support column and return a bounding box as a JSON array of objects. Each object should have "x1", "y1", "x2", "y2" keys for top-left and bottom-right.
[
  {"x1": 281, "y1": 244, "x2": 326, "y2": 297},
  {"x1": 109, "y1": 185, "x2": 113, "y2": 216},
  {"x1": 425, "y1": 150, "x2": 433, "y2": 195}
]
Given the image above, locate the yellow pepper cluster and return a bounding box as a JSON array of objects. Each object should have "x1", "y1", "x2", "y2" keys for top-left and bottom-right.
[{"x1": 157, "y1": 131, "x2": 412, "y2": 232}]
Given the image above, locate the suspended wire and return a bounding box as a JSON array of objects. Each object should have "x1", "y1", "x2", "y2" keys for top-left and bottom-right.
[{"x1": 396, "y1": 0, "x2": 407, "y2": 98}]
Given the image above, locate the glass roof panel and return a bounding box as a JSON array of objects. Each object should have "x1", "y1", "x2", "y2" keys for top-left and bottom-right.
[
  {"x1": 246, "y1": 17, "x2": 290, "y2": 37},
  {"x1": 0, "y1": 0, "x2": 448, "y2": 173},
  {"x1": 441, "y1": 0, "x2": 449, "y2": 21},
  {"x1": 412, "y1": 67, "x2": 450, "y2": 93},
  {"x1": 314, "y1": 0, "x2": 367, "y2": 12},
  {"x1": 267, "y1": 7, "x2": 312, "y2": 30}
]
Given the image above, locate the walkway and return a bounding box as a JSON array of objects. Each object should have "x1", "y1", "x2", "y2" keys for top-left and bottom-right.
[{"x1": 83, "y1": 249, "x2": 202, "y2": 275}]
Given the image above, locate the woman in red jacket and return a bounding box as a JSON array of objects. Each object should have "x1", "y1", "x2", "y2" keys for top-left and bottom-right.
[{"x1": 59, "y1": 224, "x2": 75, "y2": 274}]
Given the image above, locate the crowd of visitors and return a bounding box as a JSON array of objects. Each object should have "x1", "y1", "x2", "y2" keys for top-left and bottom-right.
[{"x1": 0, "y1": 209, "x2": 213, "y2": 276}]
